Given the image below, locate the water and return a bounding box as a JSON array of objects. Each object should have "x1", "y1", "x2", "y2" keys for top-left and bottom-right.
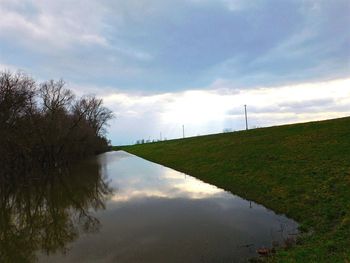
[{"x1": 1, "y1": 151, "x2": 298, "y2": 262}]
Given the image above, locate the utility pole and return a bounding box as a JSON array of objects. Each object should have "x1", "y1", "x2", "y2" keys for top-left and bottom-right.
[
  {"x1": 182, "y1": 125, "x2": 185, "y2": 138},
  {"x1": 244, "y1": 104, "x2": 248, "y2": 130}
]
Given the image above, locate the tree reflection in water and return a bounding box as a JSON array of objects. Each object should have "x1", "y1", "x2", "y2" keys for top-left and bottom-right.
[{"x1": 0, "y1": 159, "x2": 113, "y2": 263}]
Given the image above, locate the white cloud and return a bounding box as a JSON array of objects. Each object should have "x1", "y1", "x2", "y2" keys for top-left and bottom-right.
[
  {"x1": 0, "y1": 62, "x2": 27, "y2": 72},
  {"x1": 102, "y1": 78, "x2": 350, "y2": 145},
  {"x1": 220, "y1": 0, "x2": 261, "y2": 11},
  {"x1": 0, "y1": 0, "x2": 109, "y2": 49},
  {"x1": 0, "y1": 0, "x2": 152, "y2": 61},
  {"x1": 190, "y1": 0, "x2": 260, "y2": 11}
]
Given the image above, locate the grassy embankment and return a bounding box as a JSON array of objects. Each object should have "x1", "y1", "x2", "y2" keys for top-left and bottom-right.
[{"x1": 115, "y1": 117, "x2": 350, "y2": 262}]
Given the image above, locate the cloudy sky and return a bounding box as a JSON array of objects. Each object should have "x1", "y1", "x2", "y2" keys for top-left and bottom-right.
[{"x1": 0, "y1": 0, "x2": 349, "y2": 145}]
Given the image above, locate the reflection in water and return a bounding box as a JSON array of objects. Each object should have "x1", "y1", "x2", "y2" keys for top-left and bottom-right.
[
  {"x1": 0, "y1": 160, "x2": 112, "y2": 263},
  {"x1": 1, "y1": 151, "x2": 298, "y2": 262},
  {"x1": 41, "y1": 151, "x2": 298, "y2": 263}
]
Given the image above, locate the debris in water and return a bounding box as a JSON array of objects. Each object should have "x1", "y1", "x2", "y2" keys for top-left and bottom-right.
[{"x1": 256, "y1": 247, "x2": 275, "y2": 256}]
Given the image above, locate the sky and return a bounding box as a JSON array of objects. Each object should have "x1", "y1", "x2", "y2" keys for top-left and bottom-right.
[{"x1": 0, "y1": 0, "x2": 349, "y2": 145}]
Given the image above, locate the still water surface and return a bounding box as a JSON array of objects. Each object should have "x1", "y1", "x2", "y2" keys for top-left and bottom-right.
[{"x1": 11, "y1": 151, "x2": 298, "y2": 262}]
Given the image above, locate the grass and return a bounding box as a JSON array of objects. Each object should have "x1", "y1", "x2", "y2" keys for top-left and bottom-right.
[{"x1": 114, "y1": 117, "x2": 350, "y2": 262}]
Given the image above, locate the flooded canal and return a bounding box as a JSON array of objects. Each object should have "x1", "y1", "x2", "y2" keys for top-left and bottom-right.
[{"x1": 1, "y1": 151, "x2": 298, "y2": 262}]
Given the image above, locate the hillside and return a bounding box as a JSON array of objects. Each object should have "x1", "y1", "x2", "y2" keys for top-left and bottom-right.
[{"x1": 117, "y1": 117, "x2": 350, "y2": 262}]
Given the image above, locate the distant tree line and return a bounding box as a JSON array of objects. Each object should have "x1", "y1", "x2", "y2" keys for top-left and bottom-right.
[
  {"x1": 135, "y1": 138, "x2": 167, "y2": 145},
  {"x1": 0, "y1": 71, "x2": 113, "y2": 173}
]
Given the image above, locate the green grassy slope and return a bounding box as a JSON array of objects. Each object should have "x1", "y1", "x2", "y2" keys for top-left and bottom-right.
[{"x1": 116, "y1": 117, "x2": 350, "y2": 262}]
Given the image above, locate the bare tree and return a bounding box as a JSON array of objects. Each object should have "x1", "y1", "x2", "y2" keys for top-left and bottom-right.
[
  {"x1": 0, "y1": 71, "x2": 36, "y2": 128},
  {"x1": 39, "y1": 79, "x2": 75, "y2": 114},
  {"x1": 73, "y1": 96, "x2": 113, "y2": 136},
  {"x1": 0, "y1": 70, "x2": 114, "y2": 170}
]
